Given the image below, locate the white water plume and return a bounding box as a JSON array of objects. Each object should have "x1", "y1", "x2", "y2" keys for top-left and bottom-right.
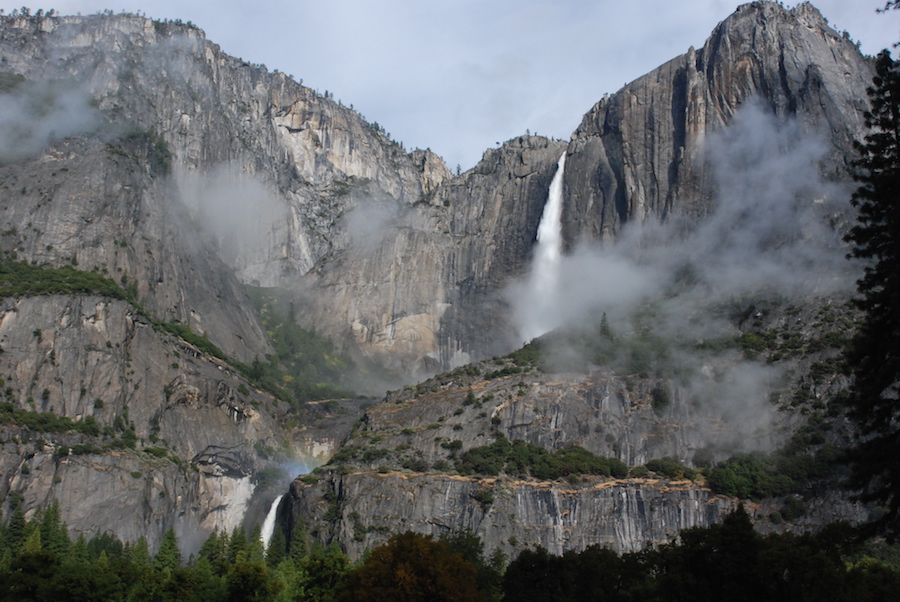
[
  {"x1": 260, "y1": 494, "x2": 283, "y2": 553},
  {"x1": 518, "y1": 152, "x2": 567, "y2": 343}
]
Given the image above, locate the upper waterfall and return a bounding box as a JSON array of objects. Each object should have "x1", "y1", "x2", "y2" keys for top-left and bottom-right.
[{"x1": 519, "y1": 152, "x2": 567, "y2": 343}]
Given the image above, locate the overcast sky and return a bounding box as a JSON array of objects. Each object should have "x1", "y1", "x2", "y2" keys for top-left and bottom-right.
[{"x1": 2, "y1": 1, "x2": 897, "y2": 169}]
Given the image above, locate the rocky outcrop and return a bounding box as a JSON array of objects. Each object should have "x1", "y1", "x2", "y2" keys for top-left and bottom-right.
[
  {"x1": 289, "y1": 471, "x2": 736, "y2": 560},
  {"x1": 563, "y1": 1, "x2": 872, "y2": 242},
  {"x1": 339, "y1": 360, "x2": 771, "y2": 470}
]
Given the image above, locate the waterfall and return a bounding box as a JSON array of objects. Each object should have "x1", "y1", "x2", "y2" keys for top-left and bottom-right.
[
  {"x1": 260, "y1": 494, "x2": 283, "y2": 553},
  {"x1": 520, "y1": 152, "x2": 567, "y2": 342}
]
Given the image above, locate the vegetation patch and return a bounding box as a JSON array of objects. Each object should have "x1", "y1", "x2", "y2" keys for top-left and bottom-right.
[
  {"x1": 0, "y1": 402, "x2": 100, "y2": 436},
  {"x1": 0, "y1": 258, "x2": 131, "y2": 301},
  {"x1": 456, "y1": 436, "x2": 627, "y2": 480}
]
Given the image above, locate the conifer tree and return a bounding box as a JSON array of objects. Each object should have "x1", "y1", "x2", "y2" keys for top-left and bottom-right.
[
  {"x1": 289, "y1": 523, "x2": 307, "y2": 564},
  {"x1": 266, "y1": 527, "x2": 287, "y2": 568},
  {"x1": 845, "y1": 49, "x2": 900, "y2": 536},
  {"x1": 154, "y1": 528, "x2": 182, "y2": 572}
]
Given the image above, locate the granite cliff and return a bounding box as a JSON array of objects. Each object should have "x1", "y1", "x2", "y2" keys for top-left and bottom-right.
[{"x1": 0, "y1": 1, "x2": 877, "y2": 557}]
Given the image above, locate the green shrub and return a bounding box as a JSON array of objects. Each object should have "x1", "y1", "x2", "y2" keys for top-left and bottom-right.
[{"x1": 645, "y1": 457, "x2": 697, "y2": 480}]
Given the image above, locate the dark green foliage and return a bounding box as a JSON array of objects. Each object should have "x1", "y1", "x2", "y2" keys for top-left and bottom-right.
[
  {"x1": 439, "y1": 530, "x2": 505, "y2": 601},
  {"x1": 158, "y1": 322, "x2": 226, "y2": 361},
  {"x1": 265, "y1": 528, "x2": 287, "y2": 568},
  {"x1": 503, "y1": 544, "x2": 627, "y2": 602},
  {"x1": 0, "y1": 259, "x2": 130, "y2": 301},
  {"x1": 298, "y1": 544, "x2": 351, "y2": 601},
  {"x1": 485, "y1": 365, "x2": 523, "y2": 379},
  {"x1": 226, "y1": 560, "x2": 281, "y2": 601},
  {"x1": 0, "y1": 402, "x2": 100, "y2": 435},
  {"x1": 0, "y1": 72, "x2": 25, "y2": 93},
  {"x1": 506, "y1": 340, "x2": 543, "y2": 367},
  {"x1": 706, "y1": 447, "x2": 838, "y2": 500},
  {"x1": 143, "y1": 446, "x2": 169, "y2": 458},
  {"x1": 154, "y1": 528, "x2": 182, "y2": 572},
  {"x1": 456, "y1": 437, "x2": 627, "y2": 480},
  {"x1": 649, "y1": 382, "x2": 672, "y2": 415},
  {"x1": 843, "y1": 49, "x2": 900, "y2": 537},
  {"x1": 644, "y1": 457, "x2": 697, "y2": 480},
  {"x1": 781, "y1": 495, "x2": 806, "y2": 521}
]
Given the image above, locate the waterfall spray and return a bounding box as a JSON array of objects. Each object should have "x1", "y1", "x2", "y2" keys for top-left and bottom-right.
[
  {"x1": 520, "y1": 152, "x2": 567, "y2": 342},
  {"x1": 260, "y1": 494, "x2": 283, "y2": 553}
]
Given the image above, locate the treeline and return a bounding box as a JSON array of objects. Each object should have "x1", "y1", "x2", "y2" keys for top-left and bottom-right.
[
  {"x1": 0, "y1": 494, "x2": 352, "y2": 601},
  {"x1": 2, "y1": 500, "x2": 898, "y2": 601}
]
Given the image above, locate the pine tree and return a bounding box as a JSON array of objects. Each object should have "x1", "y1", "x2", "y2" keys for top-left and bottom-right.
[
  {"x1": 38, "y1": 500, "x2": 69, "y2": 557},
  {"x1": 265, "y1": 528, "x2": 287, "y2": 568},
  {"x1": 288, "y1": 523, "x2": 307, "y2": 564},
  {"x1": 154, "y1": 528, "x2": 182, "y2": 572},
  {"x1": 227, "y1": 525, "x2": 249, "y2": 564},
  {"x1": 845, "y1": 49, "x2": 900, "y2": 536},
  {"x1": 2, "y1": 493, "x2": 25, "y2": 551}
]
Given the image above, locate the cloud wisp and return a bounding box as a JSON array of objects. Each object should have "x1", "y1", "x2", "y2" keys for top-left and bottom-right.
[{"x1": 0, "y1": 76, "x2": 102, "y2": 163}]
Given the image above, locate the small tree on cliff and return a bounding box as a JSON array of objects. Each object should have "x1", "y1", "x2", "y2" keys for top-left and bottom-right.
[{"x1": 845, "y1": 49, "x2": 900, "y2": 536}]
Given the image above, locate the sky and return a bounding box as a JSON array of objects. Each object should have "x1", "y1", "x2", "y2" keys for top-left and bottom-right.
[{"x1": 1, "y1": 1, "x2": 897, "y2": 170}]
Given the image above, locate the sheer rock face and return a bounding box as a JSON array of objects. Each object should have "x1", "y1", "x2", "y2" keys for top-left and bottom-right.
[
  {"x1": 563, "y1": 1, "x2": 872, "y2": 243},
  {"x1": 0, "y1": 11, "x2": 448, "y2": 363}
]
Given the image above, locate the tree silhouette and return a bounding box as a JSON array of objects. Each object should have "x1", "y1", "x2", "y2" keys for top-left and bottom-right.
[{"x1": 845, "y1": 50, "x2": 900, "y2": 536}]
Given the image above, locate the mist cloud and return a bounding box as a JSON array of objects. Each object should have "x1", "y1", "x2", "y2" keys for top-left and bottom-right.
[
  {"x1": 0, "y1": 76, "x2": 102, "y2": 163},
  {"x1": 175, "y1": 164, "x2": 287, "y2": 264},
  {"x1": 343, "y1": 198, "x2": 400, "y2": 251}
]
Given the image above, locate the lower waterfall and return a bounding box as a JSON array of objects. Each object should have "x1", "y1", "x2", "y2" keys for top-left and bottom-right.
[{"x1": 260, "y1": 494, "x2": 284, "y2": 553}]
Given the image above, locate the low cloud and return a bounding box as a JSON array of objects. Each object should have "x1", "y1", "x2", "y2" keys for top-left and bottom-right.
[
  {"x1": 174, "y1": 164, "x2": 287, "y2": 264},
  {"x1": 0, "y1": 76, "x2": 102, "y2": 163}
]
